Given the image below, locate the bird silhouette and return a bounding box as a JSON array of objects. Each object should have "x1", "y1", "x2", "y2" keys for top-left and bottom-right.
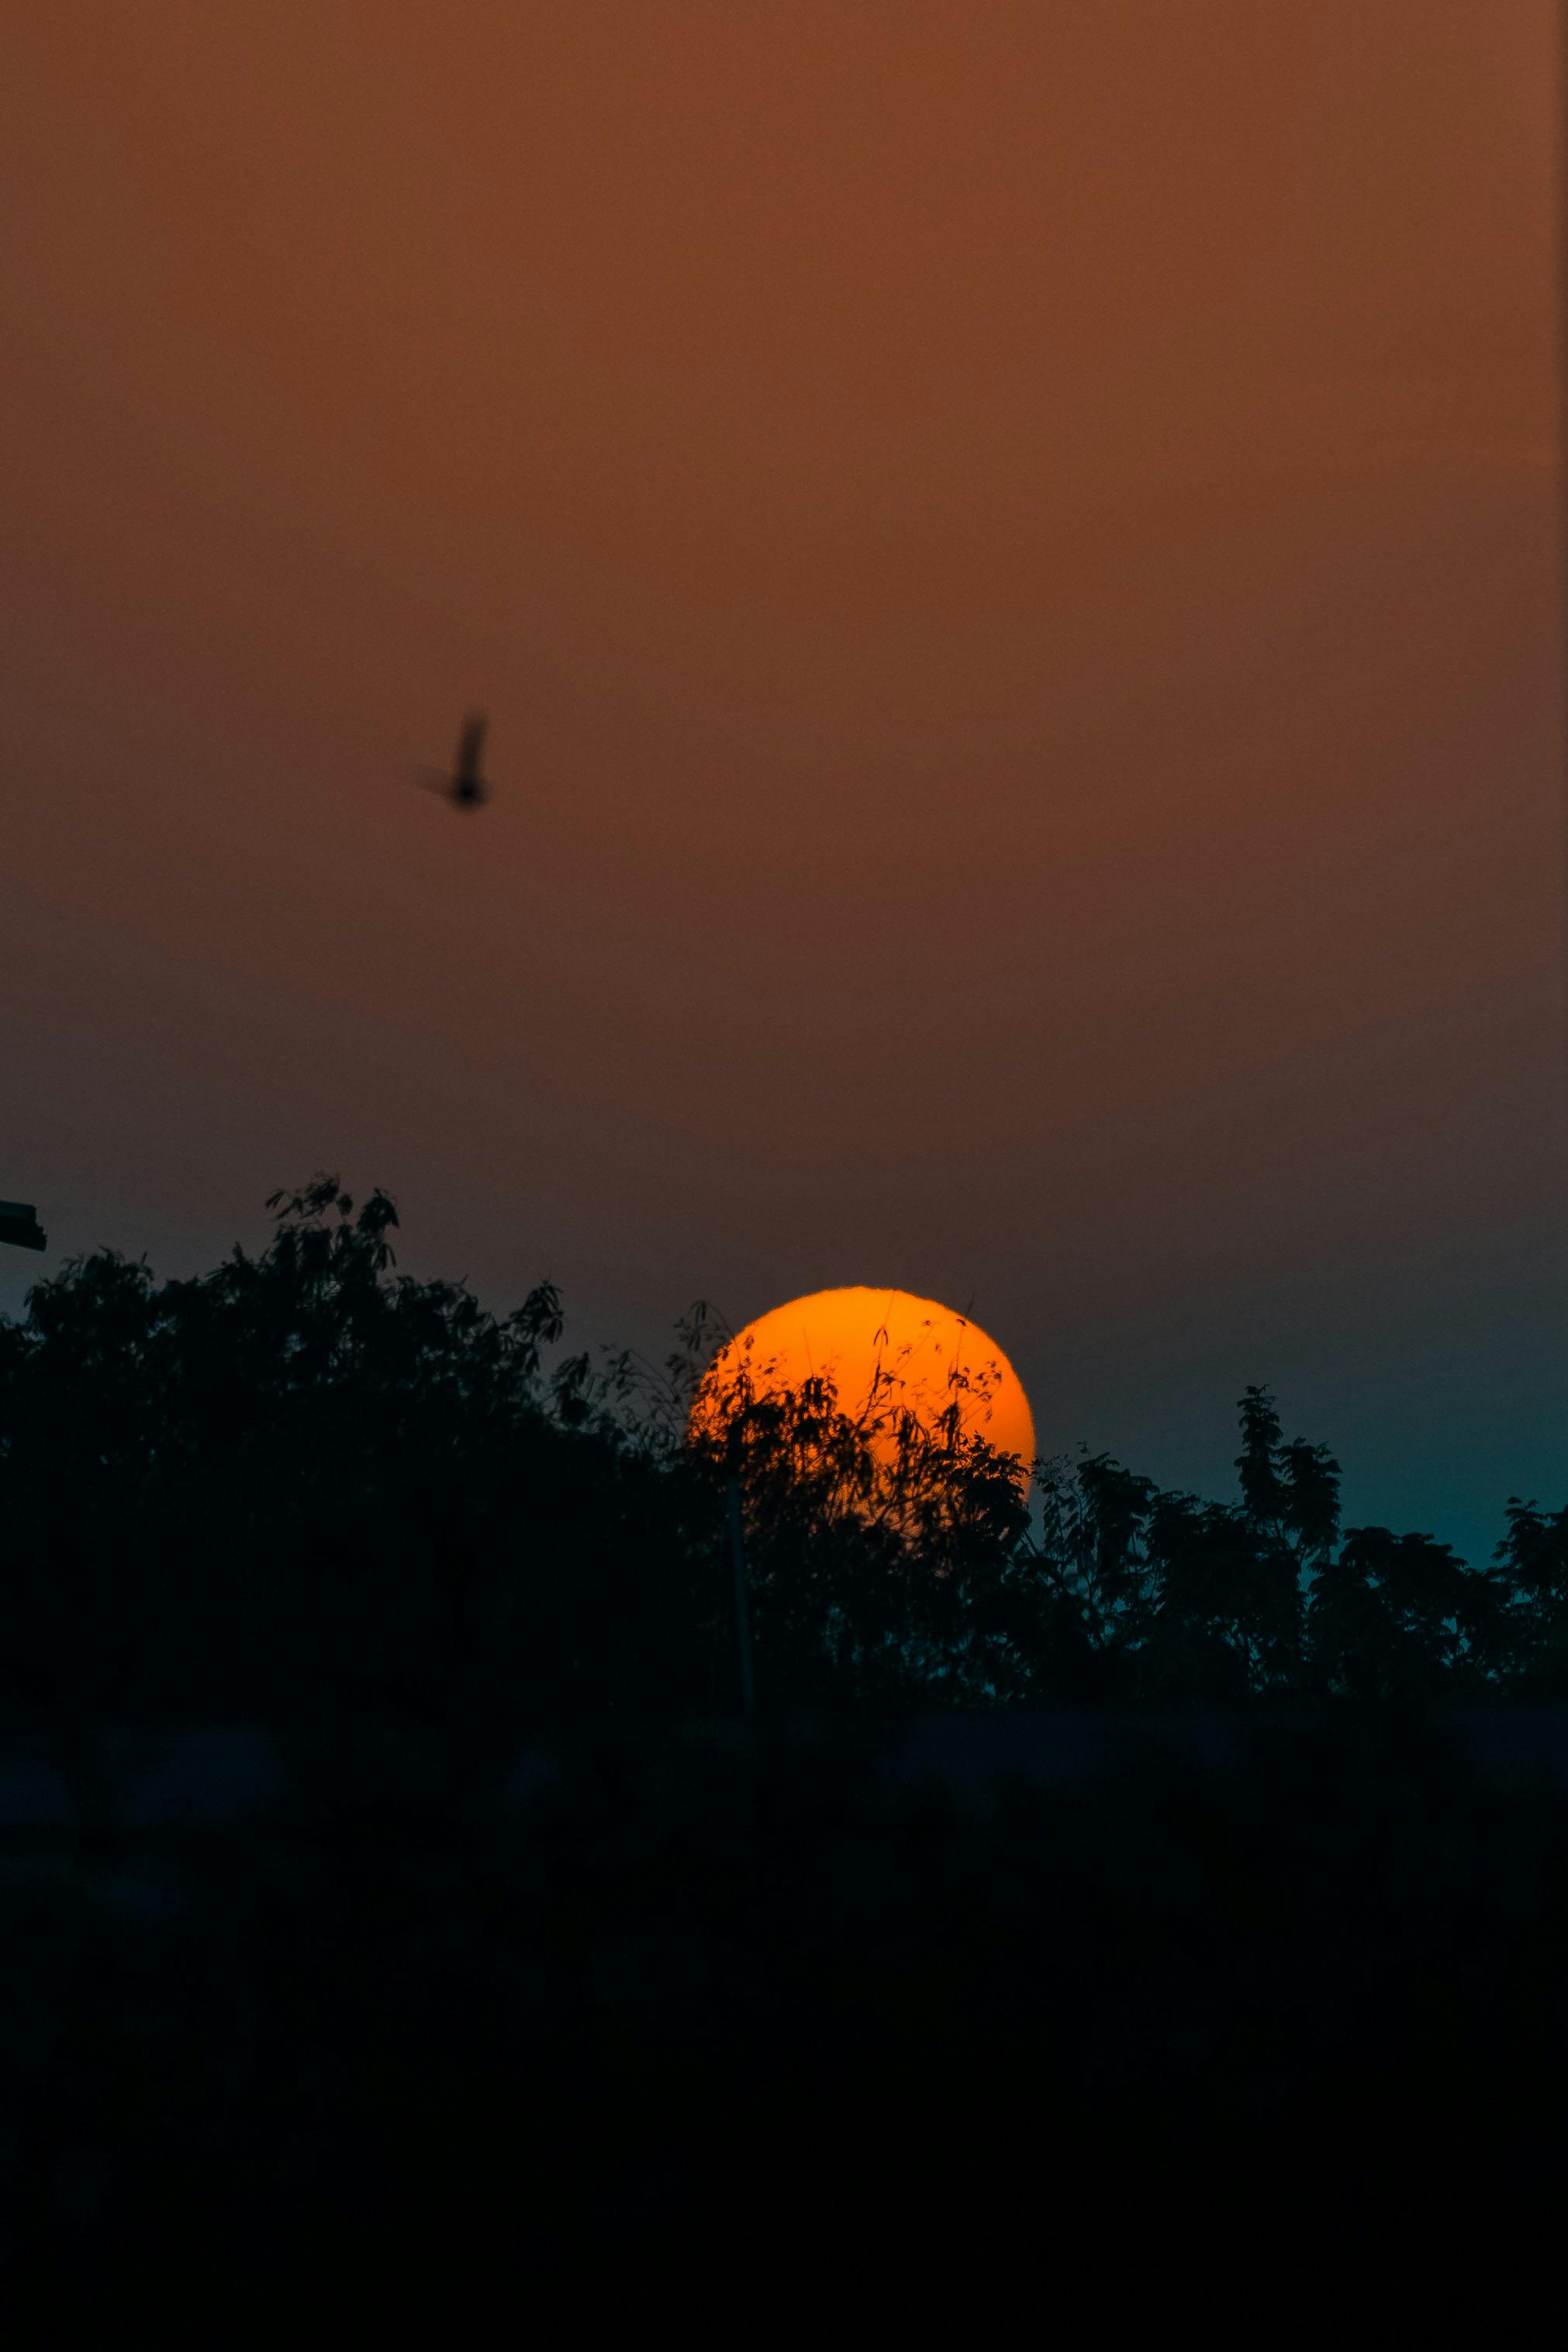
[{"x1": 416, "y1": 711, "x2": 491, "y2": 808}]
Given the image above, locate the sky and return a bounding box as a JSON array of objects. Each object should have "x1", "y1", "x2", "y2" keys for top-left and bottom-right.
[{"x1": 1, "y1": 2, "x2": 1562, "y2": 1559}]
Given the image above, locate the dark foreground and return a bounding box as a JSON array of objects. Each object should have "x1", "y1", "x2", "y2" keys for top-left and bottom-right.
[{"x1": 2, "y1": 1708, "x2": 1566, "y2": 2325}]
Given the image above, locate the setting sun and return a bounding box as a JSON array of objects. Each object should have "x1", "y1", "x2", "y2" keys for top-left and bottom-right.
[{"x1": 692, "y1": 1288, "x2": 1035, "y2": 1482}]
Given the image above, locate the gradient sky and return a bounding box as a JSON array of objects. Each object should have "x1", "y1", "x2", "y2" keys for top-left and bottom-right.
[{"x1": 2, "y1": 3, "x2": 1562, "y2": 1557}]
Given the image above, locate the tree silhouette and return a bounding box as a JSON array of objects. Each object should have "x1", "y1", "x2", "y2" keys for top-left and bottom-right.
[
  {"x1": 1307, "y1": 1528, "x2": 1514, "y2": 1701},
  {"x1": 686, "y1": 1338, "x2": 1031, "y2": 1701},
  {"x1": 1494, "y1": 1498, "x2": 1568, "y2": 1694},
  {"x1": 1235, "y1": 1383, "x2": 1290, "y2": 1531},
  {"x1": 0, "y1": 1183, "x2": 1563, "y2": 1720},
  {"x1": 0, "y1": 1178, "x2": 710, "y2": 1732},
  {"x1": 8, "y1": 1185, "x2": 1567, "y2": 2321}
]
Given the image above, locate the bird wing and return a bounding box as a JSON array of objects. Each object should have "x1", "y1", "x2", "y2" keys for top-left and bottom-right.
[{"x1": 457, "y1": 711, "x2": 488, "y2": 777}]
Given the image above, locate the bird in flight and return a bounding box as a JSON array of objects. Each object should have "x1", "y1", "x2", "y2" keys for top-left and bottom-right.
[{"x1": 416, "y1": 710, "x2": 491, "y2": 809}]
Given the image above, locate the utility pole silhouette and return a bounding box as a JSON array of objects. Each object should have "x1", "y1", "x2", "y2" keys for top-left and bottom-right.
[
  {"x1": 727, "y1": 1473, "x2": 756, "y2": 1716},
  {"x1": 0, "y1": 1201, "x2": 45, "y2": 1252}
]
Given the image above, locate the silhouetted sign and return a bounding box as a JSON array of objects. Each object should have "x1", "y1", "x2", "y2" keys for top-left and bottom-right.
[{"x1": 0, "y1": 1202, "x2": 45, "y2": 1252}]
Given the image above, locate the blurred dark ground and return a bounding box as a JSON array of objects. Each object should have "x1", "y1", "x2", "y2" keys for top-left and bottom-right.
[{"x1": 2, "y1": 1705, "x2": 1564, "y2": 2327}]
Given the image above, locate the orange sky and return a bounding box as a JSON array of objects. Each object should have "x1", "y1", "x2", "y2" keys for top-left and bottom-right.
[{"x1": 0, "y1": 4, "x2": 1561, "y2": 1552}]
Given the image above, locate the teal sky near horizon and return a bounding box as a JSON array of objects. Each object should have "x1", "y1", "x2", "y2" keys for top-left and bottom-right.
[{"x1": 0, "y1": 2, "x2": 1563, "y2": 1559}]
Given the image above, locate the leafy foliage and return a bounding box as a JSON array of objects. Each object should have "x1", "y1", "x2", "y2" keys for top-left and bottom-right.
[
  {"x1": 0, "y1": 1180, "x2": 1560, "y2": 1718},
  {"x1": 687, "y1": 1333, "x2": 1031, "y2": 1701},
  {"x1": 0, "y1": 1179, "x2": 708, "y2": 1726}
]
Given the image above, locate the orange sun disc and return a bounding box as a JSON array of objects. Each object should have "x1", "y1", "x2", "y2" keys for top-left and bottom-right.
[{"x1": 692, "y1": 1287, "x2": 1034, "y2": 1484}]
